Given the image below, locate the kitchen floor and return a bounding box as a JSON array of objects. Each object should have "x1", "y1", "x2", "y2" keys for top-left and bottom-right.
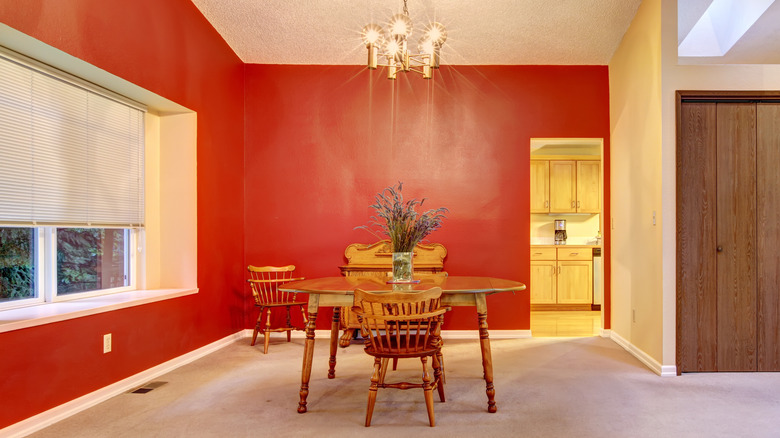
[{"x1": 531, "y1": 311, "x2": 601, "y2": 337}]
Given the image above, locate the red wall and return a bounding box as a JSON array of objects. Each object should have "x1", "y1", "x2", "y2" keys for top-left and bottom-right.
[
  {"x1": 0, "y1": 1, "x2": 612, "y2": 428},
  {"x1": 0, "y1": 0, "x2": 245, "y2": 428},
  {"x1": 244, "y1": 64, "x2": 611, "y2": 331}
]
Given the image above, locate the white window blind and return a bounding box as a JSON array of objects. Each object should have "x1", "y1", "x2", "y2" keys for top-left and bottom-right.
[{"x1": 0, "y1": 51, "x2": 145, "y2": 227}]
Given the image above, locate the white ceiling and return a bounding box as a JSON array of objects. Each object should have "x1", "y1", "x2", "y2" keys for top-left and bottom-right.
[
  {"x1": 190, "y1": 0, "x2": 643, "y2": 65},
  {"x1": 190, "y1": 0, "x2": 780, "y2": 66}
]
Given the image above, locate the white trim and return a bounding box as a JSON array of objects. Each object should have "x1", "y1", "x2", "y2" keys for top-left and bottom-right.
[
  {"x1": 0, "y1": 288, "x2": 198, "y2": 333},
  {"x1": 0, "y1": 331, "x2": 243, "y2": 438},
  {"x1": 609, "y1": 331, "x2": 677, "y2": 377},
  {"x1": 442, "y1": 329, "x2": 532, "y2": 339},
  {"x1": 247, "y1": 329, "x2": 532, "y2": 340}
]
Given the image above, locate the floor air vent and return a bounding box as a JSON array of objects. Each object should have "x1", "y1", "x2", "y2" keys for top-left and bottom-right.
[{"x1": 130, "y1": 381, "x2": 168, "y2": 394}]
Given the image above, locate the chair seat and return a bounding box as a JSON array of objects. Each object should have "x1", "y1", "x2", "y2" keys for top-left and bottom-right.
[
  {"x1": 363, "y1": 337, "x2": 442, "y2": 359},
  {"x1": 255, "y1": 301, "x2": 307, "y2": 307}
]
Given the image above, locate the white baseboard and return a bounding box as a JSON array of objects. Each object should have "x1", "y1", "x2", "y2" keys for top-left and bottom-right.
[
  {"x1": 441, "y1": 329, "x2": 532, "y2": 339},
  {"x1": 247, "y1": 328, "x2": 532, "y2": 340},
  {"x1": 0, "y1": 331, "x2": 245, "y2": 438},
  {"x1": 609, "y1": 331, "x2": 677, "y2": 377}
]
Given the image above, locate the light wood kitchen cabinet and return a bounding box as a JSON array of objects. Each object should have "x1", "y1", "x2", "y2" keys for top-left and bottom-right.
[
  {"x1": 530, "y1": 160, "x2": 550, "y2": 213},
  {"x1": 530, "y1": 261, "x2": 557, "y2": 303},
  {"x1": 576, "y1": 161, "x2": 601, "y2": 213},
  {"x1": 549, "y1": 161, "x2": 577, "y2": 213},
  {"x1": 531, "y1": 159, "x2": 600, "y2": 214},
  {"x1": 530, "y1": 246, "x2": 593, "y2": 308}
]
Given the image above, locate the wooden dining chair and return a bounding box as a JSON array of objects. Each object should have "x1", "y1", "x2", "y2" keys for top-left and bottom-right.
[
  {"x1": 351, "y1": 287, "x2": 447, "y2": 427},
  {"x1": 246, "y1": 265, "x2": 307, "y2": 354}
]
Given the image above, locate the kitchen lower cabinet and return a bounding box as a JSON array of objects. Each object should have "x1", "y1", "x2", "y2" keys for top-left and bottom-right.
[
  {"x1": 530, "y1": 247, "x2": 593, "y2": 309},
  {"x1": 556, "y1": 261, "x2": 592, "y2": 304},
  {"x1": 530, "y1": 261, "x2": 557, "y2": 303}
]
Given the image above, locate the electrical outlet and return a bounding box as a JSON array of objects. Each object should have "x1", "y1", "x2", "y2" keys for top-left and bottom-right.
[
  {"x1": 632, "y1": 309, "x2": 636, "y2": 323},
  {"x1": 103, "y1": 333, "x2": 112, "y2": 353}
]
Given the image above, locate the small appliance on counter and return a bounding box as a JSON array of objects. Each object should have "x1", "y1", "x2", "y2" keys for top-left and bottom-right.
[{"x1": 554, "y1": 219, "x2": 567, "y2": 245}]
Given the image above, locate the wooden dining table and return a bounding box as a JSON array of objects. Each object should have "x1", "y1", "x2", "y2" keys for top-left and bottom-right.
[{"x1": 280, "y1": 275, "x2": 526, "y2": 414}]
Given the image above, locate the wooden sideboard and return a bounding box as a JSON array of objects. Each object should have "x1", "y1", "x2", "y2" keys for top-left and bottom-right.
[{"x1": 337, "y1": 240, "x2": 447, "y2": 346}]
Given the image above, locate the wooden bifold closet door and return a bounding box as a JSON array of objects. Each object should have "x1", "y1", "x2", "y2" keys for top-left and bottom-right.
[{"x1": 677, "y1": 95, "x2": 780, "y2": 373}]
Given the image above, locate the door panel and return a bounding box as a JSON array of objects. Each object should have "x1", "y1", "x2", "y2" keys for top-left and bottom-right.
[
  {"x1": 757, "y1": 103, "x2": 780, "y2": 371},
  {"x1": 530, "y1": 161, "x2": 550, "y2": 213},
  {"x1": 549, "y1": 161, "x2": 576, "y2": 213},
  {"x1": 716, "y1": 103, "x2": 757, "y2": 372},
  {"x1": 678, "y1": 101, "x2": 718, "y2": 372},
  {"x1": 557, "y1": 261, "x2": 592, "y2": 304},
  {"x1": 530, "y1": 261, "x2": 556, "y2": 304},
  {"x1": 576, "y1": 161, "x2": 600, "y2": 213}
]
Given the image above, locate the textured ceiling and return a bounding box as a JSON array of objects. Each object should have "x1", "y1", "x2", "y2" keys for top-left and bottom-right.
[{"x1": 190, "y1": 0, "x2": 644, "y2": 65}]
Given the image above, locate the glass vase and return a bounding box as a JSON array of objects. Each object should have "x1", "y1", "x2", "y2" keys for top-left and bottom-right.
[{"x1": 392, "y1": 251, "x2": 414, "y2": 282}]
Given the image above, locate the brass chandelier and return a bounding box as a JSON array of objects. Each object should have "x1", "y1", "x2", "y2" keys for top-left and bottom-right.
[{"x1": 361, "y1": 0, "x2": 447, "y2": 80}]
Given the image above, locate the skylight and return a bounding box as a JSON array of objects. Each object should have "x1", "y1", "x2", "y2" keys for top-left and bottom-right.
[{"x1": 678, "y1": 0, "x2": 775, "y2": 57}]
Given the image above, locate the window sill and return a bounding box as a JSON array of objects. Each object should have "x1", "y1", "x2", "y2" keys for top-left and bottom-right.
[{"x1": 0, "y1": 288, "x2": 198, "y2": 334}]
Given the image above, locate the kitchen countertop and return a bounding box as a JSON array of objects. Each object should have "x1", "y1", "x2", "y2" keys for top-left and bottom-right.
[
  {"x1": 531, "y1": 237, "x2": 601, "y2": 247},
  {"x1": 531, "y1": 243, "x2": 601, "y2": 248}
]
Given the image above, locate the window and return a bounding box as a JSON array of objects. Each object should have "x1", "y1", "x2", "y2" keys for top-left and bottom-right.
[{"x1": 0, "y1": 48, "x2": 144, "y2": 309}]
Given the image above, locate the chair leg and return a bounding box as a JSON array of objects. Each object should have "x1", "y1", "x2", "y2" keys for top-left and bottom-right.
[
  {"x1": 421, "y1": 357, "x2": 435, "y2": 427},
  {"x1": 392, "y1": 358, "x2": 398, "y2": 370},
  {"x1": 437, "y1": 350, "x2": 446, "y2": 384},
  {"x1": 251, "y1": 307, "x2": 265, "y2": 346},
  {"x1": 263, "y1": 307, "x2": 272, "y2": 354},
  {"x1": 433, "y1": 351, "x2": 446, "y2": 403},
  {"x1": 379, "y1": 358, "x2": 390, "y2": 385},
  {"x1": 286, "y1": 306, "x2": 292, "y2": 342},
  {"x1": 299, "y1": 304, "x2": 308, "y2": 325},
  {"x1": 366, "y1": 357, "x2": 382, "y2": 427}
]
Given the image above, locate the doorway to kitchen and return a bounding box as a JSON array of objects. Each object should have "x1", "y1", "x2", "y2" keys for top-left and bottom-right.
[{"x1": 529, "y1": 138, "x2": 605, "y2": 337}]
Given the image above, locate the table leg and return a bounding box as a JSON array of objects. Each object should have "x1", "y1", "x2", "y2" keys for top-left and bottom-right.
[
  {"x1": 475, "y1": 293, "x2": 497, "y2": 413},
  {"x1": 328, "y1": 306, "x2": 340, "y2": 379},
  {"x1": 298, "y1": 294, "x2": 319, "y2": 414}
]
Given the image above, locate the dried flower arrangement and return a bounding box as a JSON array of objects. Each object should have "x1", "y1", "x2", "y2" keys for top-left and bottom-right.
[{"x1": 356, "y1": 182, "x2": 448, "y2": 253}]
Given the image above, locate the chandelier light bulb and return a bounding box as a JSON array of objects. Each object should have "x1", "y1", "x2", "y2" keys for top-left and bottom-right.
[
  {"x1": 425, "y1": 22, "x2": 447, "y2": 45},
  {"x1": 386, "y1": 38, "x2": 402, "y2": 57},
  {"x1": 387, "y1": 13, "x2": 413, "y2": 37},
  {"x1": 361, "y1": 23, "x2": 384, "y2": 46},
  {"x1": 418, "y1": 36, "x2": 434, "y2": 55}
]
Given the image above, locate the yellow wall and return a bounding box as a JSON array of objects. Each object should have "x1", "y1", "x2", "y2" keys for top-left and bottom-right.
[
  {"x1": 608, "y1": 0, "x2": 664, "y2": 365},
  {"x1": 659, "y1": 0, "x2": 780, "y2": 367},
  {"x1": 611, "y1": 0, "x2": 780, "y2": 372}
]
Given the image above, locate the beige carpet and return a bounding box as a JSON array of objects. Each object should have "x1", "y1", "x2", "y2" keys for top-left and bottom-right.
[{"x1": 29, "y1": 336, "x2": 780, "y2": 437}]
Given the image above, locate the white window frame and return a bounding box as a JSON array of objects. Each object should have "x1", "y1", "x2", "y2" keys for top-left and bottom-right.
[
  {"x1": 0, "y1": 26, "x2": 197, "y2": 335},
  {"x1": 0, "y1": 226, "x2": 140, "y2": 310},
  {"x1": 0, "y1": 46, "x2": 145, "y2": 310}
]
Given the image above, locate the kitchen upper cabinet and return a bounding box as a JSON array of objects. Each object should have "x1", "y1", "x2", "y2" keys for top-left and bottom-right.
[
  {"x1": 532, "y1": 159, "x2": 600, "y2": 214},
  {"x1": 530, "y1": 160, "x2": 550, "y2": 213},
  {"x1": 576, "y1": 161, "x2": 601, "y2": 213},
  {"x1": 549, "y1": 161, "x2": 577, "y2": 213}
]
